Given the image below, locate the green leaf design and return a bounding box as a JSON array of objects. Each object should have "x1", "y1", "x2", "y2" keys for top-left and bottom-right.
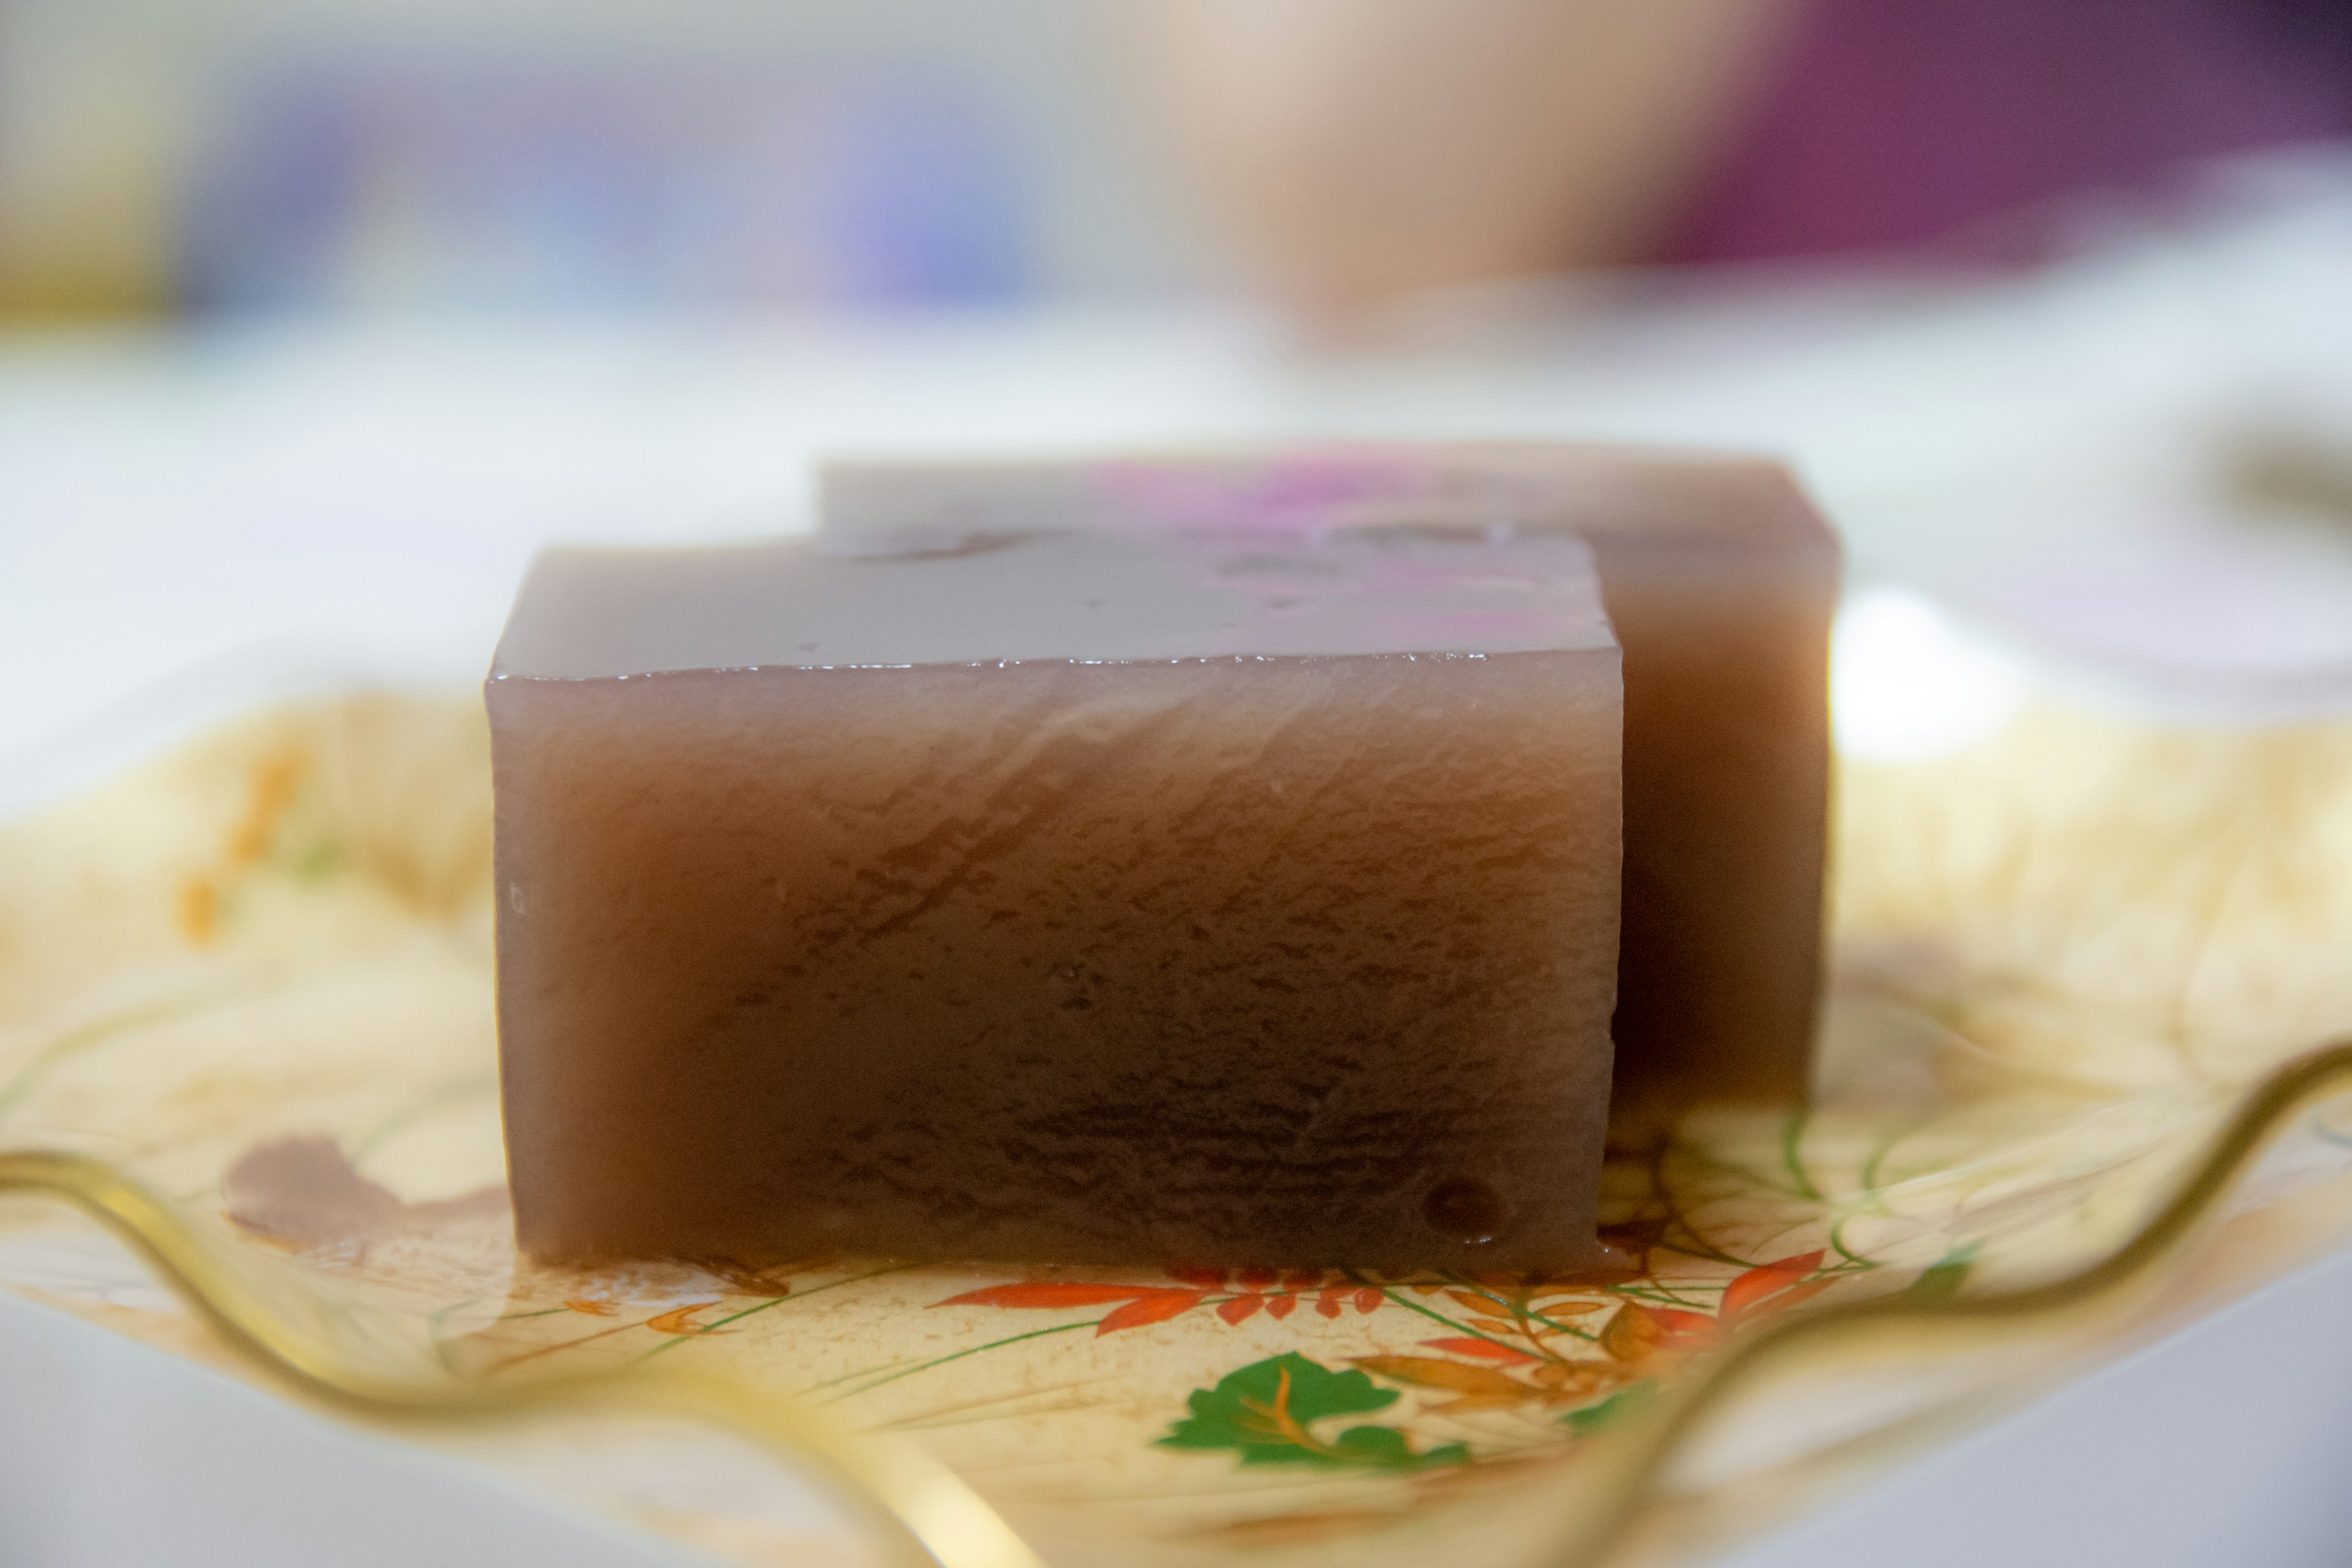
[
  {"x1": 1562, "y1": 1378, "x2": 1659, "y2": 1436},
  {"x1": 1908, "y1": 1245, "x2": 1977, "y2": 1303},
  {"x1": 1158, "y1": 1352, "x2": 1471, "y2": 1470},
  {"x1": 291, "y1": 840, "x2": 345, "y2": 884}
]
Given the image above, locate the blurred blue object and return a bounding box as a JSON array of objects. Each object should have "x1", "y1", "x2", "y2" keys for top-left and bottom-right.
[{"x1": 175, "y1": 52, "x2": 1036, "y2": 314}]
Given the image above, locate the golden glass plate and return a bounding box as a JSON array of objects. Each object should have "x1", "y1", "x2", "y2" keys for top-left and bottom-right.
[{"x1": 3, "y1": 691, "x2": 2350, "y2": 1567}]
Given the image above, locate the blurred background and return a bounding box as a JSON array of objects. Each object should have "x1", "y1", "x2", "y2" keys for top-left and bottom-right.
[
  {"x1": 4, "y1": 0, "x2": 2348, "y2": 317},
  {"x1": 1, "y1": 0, "x2": 2350, "y2": 797},
  {"x1": 0, "y1": 0, "x2": 1194, "y2": 318}
]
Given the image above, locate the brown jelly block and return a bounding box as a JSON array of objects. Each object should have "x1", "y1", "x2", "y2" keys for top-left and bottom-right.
[
  {"x1": 1458, "y1": 446, "x2": 1837, "y2": 1112},
  {"x1": 488, "y1": 525, "x2": 1623, "y2": 1268},
  {"x1": 824, "y1": 443, "x2": 1839, "y2": 1110}
]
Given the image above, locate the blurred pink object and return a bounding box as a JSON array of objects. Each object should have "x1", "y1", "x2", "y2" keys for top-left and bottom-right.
[{"x1": 1673, "y1": 0, "x2": 2352, "y2": 263}]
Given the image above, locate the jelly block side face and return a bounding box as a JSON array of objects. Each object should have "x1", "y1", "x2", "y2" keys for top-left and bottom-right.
[
  {"x1": 1443, "y1": 446, "x2": 1839, "y2": 1108},
  {"x1": 489, "y1": 649, "x2": 1620, "y2": 1270},
  {"x1": 1592, "y1": 529, "x2": 1836, "y2": 1109}
]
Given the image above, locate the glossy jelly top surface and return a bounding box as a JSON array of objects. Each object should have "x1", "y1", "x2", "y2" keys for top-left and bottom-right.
[{"x1": 492, "y1": 524, "x2": 1611, "y2": 678}]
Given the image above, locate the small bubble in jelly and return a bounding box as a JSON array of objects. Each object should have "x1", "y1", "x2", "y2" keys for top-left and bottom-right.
[{"x1": 1423, "y1": 1177, "x2": 1507, "y2": 1244}]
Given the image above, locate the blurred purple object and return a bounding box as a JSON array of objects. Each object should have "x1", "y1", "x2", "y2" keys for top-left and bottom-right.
[
  {"x1": 175, "y1": 55, "x2": 1035, "y2": 314},
  {"x1": 1673, "y1": 0, "x2": 2352, "y2": 263}
]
